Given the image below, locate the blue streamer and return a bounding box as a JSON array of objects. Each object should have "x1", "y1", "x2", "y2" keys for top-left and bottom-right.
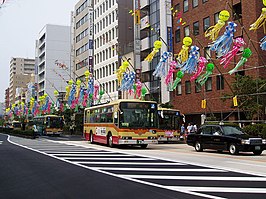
[
  {"x1": 153, "y1": 51, "x2": 170, "y2": 77},
  {"x1": 260, "y1": 36, "x2": 266, "y2": 51},
  {"x1": 181, "y1": 46, "x2": 199, "y2": 74},
  {"x1": 68, "y1": 84, "x2": 76, "y2": 105},
  {"x1": 210, "y1": 22, "x2": 237, "y2": 58}
]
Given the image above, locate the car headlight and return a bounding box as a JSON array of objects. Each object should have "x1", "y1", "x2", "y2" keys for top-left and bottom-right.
[
  {"x1": 262, "y1": 139, "x2": 266, "y2": 144},
  {"x1": 241, "y1": 139, "x2": 250, "y2": 145}
]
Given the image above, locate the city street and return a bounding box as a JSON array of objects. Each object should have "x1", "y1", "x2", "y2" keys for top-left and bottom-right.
[{"x1": 1, "y1": 133, "x2": 266, "y2": 199}]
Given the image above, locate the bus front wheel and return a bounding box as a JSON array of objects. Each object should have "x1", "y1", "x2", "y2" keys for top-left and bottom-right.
[{"x1": 107, "y1": 133, "x2": 113, "y2": 148}]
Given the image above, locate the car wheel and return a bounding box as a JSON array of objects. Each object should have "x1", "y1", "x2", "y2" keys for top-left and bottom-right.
[
  {"x1": 229, "y1": 143, "x2": 239, "y2": 155},
  {"x1": 140, "y1": 144, "x2": 148, "y2": 149},
  {"x1": 107, "y1": 133, "x2": 113, "y2": 148},
  {"x1": 195, "y1": 141, "x2": 203, "y2": 152},
  {"x1": 253, "y1": 150, "x2": 262, "y2": 155}
]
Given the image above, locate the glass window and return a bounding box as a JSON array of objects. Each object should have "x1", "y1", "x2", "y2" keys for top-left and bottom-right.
[
  {"x1": 214, "y1": 12, "x2": 219, "y2": 23},
  {"x1": 203, "y1": 17, "x2": 210, "y2": 31},
  {"x1": 216, "y1": 75, "x2": 224, "y2": 90},
  {"x1": 202, "y1": 0, "x2": 208, "y2": 3},
  {"x1": 175, "y1": 28, "x2": 181, "y2": 43},
  {"x1": 201, "y1": 126, "x2": 212, "y2": 135},
  {"x1": 233, "y1": 3, "x2": 242, "y2": 21},
  {"x1": 185, "y1": 81, "x2": 191, "y2": 94},
  {"x1": 174, "y1": 3, "x2": 180, "y2": 12},
  {"x1": 193, "y1": 21, "x2": 199, "y2": 35},
  {"x1": 192, "y1": 0, "x2": 198, "y2": 8},
  {"x1": 204, "y1": 46, "x2": 211, "y2": 60},
  {"x1": 195, "y1": 82, "x2": 201, "y2": 93},
  {"x1": 212, "y1": 126, "x2": 222, "y2": 135},
  {"x1": 176, "y1": 82, "x2": 182, "y2": 95},
  {"x1": 183, "y1": 0, "x2": 188, "y2": 12},
  {"x1": 205, "y1": 77, "x2": 212, "y2": 91},
  {"x1": 184, "y1": 26, "x2": 190, "y2": 36}
]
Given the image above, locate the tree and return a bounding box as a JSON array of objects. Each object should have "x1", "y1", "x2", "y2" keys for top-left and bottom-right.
[{"x1": 231, "y1": 75, "x2": 266, "y2": 120}]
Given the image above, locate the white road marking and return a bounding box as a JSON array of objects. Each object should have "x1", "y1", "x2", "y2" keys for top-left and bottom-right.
[
  {"x1": 0, "y1": 141, "x2": 3, "y2": 144},
  {"x1": 73, "y1": 161, "x2": 185, "y2": 165},
  {"x1": 90, "y1": 167, "x2": 226, "y2": 172},
  {"x1": 226, "y1": 161, "x2": 266, "y2": 168},
  {"x1": 120, "y1": 175, "x2": 266, "y2": 181},
  {"x1": 65, "y1": 157, "x2": 155, "y2": 160},
  {"x1": 167, "y1": 186, "x2": 266, "y2": 193},
  {"x1": 52, "y1": 154, "x2": 134, "y2": 157},
  {"x1": 45, "y1": 151, "x2": 117, "y2": 154}
]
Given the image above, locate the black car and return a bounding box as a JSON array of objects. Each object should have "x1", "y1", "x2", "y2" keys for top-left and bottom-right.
[{"x1": 186, "y1": 124, "x2": 266, "y2": 155}]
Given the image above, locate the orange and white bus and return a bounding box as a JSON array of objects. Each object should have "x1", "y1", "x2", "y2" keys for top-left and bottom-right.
[
  {"x1": 157, "y1": 108, "x2": 182, "y2": 142},
  {"x1": 83, "y1": 99, "x2": 158, "y2": 148}
]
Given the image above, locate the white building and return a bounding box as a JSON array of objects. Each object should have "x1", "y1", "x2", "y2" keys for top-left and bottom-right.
[{"x1": 36, "y1": 24, "x2": 71, "y2": 103}]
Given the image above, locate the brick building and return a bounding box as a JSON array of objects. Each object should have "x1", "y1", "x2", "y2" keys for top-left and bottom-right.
[{"x1": 171, "y1": 0, "x2": 266, "y2": 125}]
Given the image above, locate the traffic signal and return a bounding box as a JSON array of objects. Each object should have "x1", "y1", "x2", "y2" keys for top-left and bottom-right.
[
  {"x1": 233, "y1": 96, "x2": 238, "y2": 107},
  {"x1": 201, "y1": 99, "x2": 206, "y2": 109}
]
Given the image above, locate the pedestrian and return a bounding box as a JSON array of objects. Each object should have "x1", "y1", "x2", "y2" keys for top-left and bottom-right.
[
  {"x1": 187, "y1": 123, "x2": 192, "y2": 134},
  {"x1": 70, "y1": 124, "x2": 74, "y2": 135},
  {"x1": 191, "y1": 123, "x2": 197, "y2": 133},
  {"x1": 180, "y1": 124, "x2": 185, "y2": 140}
]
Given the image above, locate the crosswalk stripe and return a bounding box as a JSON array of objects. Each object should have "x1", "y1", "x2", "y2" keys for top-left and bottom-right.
[
  {"x1": 52, "y1": 154, "x2": 134, "y2": 157},
  {"x1": 120, "y1": 175, "x2": 266, "y2": 181},
  {"x1": 73, "y1": 162, "x2": 185, "y2": 165},
  {"x1": 90, "y1": 167, "x2": 226, "y2": 172},
  {"x1": 65, "y1": 157, "x2": 155, "y2": 160},
  {"x1": 166, "y1": 186, "x2": 266, "y2": 193}
]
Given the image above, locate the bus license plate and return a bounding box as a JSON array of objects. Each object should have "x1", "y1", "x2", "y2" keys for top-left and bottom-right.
[
  {"x1": 137, "y1": 140, "x2": 144, "y2": 144},
  {"x1": 255, "y1": 146, "x2": 261, "y2": 150}
]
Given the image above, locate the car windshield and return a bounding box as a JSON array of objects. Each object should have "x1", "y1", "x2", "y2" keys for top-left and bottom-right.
[
  {"x1": 222, "y1": 126, "x2": 244, "y2": 135},
  {"x1": 158, "y1": 110, "x2": 180, "y2": 130}
]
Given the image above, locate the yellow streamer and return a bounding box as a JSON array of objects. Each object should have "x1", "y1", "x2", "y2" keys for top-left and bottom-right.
[
  {"x1": 249, "y1": 8, "x2": 266, "y2": 33},
  {"x1": 144, "y1": 40, "x2": 162, "y2": 62}
]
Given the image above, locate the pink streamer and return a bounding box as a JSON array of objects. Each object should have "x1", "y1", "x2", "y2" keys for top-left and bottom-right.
[
  {"x1": 136, "y1": 81, "x2": 142, "y2": 99},
  {"x1": 82, "y1": 93, "x2": 88, "y2": 107},
  {"x1": 165, "y1": 61, "x2": 177, "y2": 85},
  {"x1": 220, "y1": 37, "x2": 245, "y2": 69},
  {"x1": 190, "y1": 57, "x2": 208, "y2": 81},
  {"x1": 93, "y1": 85, "x2": 99, "y2": 100}
]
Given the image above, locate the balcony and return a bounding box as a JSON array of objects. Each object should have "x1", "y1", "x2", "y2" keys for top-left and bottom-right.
[
  {"x1": 140, "y1": 16, "x2": 149, "y2": 30},
  {"x1": 140, "y1": 0, "x2": 149, "y2": 10},
  {"x1": 141, "y1": 37, "x2": 150, "y2": 51},
  {"x1": 141, "y1": 60, "x2": 149, "y2": 72}
]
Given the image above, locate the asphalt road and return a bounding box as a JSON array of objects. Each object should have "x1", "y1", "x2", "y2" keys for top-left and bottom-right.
[
  {"x1": 1, "y1": 133, "x2": 266, "y2": 199},
  {"x1": 0, "y1": 134, "x2": 201, "y2": 199}
]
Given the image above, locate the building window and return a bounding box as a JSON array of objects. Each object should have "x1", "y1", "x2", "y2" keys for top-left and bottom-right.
[
  {"x1": 193, "y1": 21, "x2": 199, "y2": 35},
  {"x1": 214, "y1": 12, "x2": 219, "y2": 24},
  {"x1": 174, "y1": 3, "x2": 180, "y2": 11},
  {"x1": 183, "y1": 0, "x2": 188, "y2": 12},
  {"x1": 216, "y1": 75, "x2": 224, "y2": 90},
  {"x1": 203, "y1": 17, "x2": 210, "y2": 31},
  {"x1": 192, "y1": 0, "x2": 198, "y2": 8},
  {"x1": 205, "y1": 77, "x2": 212, "y2": 91},
  {"x1": 185, "y1": 81, "x2": 191, "y2": 94},
  {"x1": 233, "y1": 3, "x2": 242, "y2": 21},
  {"x1": 176, "y1": 82, "x2": 182, "y2": 95},
  {"x1": 236, "y1": 70, "x2": 245, "y2": 76},
  {"x1": 175, "y1": 28, "x2": 181, "y2": 43},
  {"x1": 202, "y1": 0, "x2": 208, "y2": 3},
  {"x1": 204, "y1": 46, "x2": 211, "y2": 60},
  {"x1": 184, "y1": 26, "x2": 190, "y2": 36},
  {"x1": 195, "y1": 82, "x2": 201, "y2": 93}
]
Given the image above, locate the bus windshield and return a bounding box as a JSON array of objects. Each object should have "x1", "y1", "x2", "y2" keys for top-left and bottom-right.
[
  {"x1": 158, "y1": 110, "x2": 180, "y2": 130},
  {"x1": 119, "y1": 102, "x2": 157, "y2": 129},
  {"x1": 47, "y1": 116, "x2": 64, "y2": 128}
]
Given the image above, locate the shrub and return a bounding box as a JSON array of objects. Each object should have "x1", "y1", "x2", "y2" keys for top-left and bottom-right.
[{"x1": 243, "y1": 124, "x2": 266, "y2": 138}]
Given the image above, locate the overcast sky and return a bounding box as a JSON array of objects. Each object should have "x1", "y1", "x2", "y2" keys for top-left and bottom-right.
[{"x1": 0, "y1": 0, "x2": 77, "y2": 102}]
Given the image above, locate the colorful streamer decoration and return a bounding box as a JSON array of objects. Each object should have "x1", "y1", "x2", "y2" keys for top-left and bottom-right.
[
  {"x1": 196, "y1": 63, "x2": 214, "y2": 86},
  {"x1": 205, "y1": 10, "x2": 230, "y2": 41},
  {"x1": 211, "y1": 22, "x2": 237, "y2": 58},
  {"x1": 249, "y1": 1, "x2": 266, "y2": 33},
  {"x1": 220, "y1": 37, "x2": 245, "y2": 69},
  {"x1": 144, "y1": 40, "x2": 162, "y2": 62},
  {"x1": 116, "y1": 60, "x2": 129, "y2": 86},
  {"x1": 165, "y1": 61, "x2": 177, "y2": 86},
  {"x1": 228, "y1": 48, "x2": 252, "y2": 75},
  {"x1": 172, "y1": 71, "x2": 184, "y2": 90},
  {"x1": 190, "y1": 57, "x2": 207, "y2": 81},
  {"x1": 153, "y1": 51, "x2": 171, "y2": 78},
  {"x1": 181, "y1": 46, "x2": 199, "y2": 74},
  {"x1": 260, "y1": 36, "x2": 266, "y2": 50},
  {"x1": 176, "y1": 37, "x2": 192, "y2": 63}
]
